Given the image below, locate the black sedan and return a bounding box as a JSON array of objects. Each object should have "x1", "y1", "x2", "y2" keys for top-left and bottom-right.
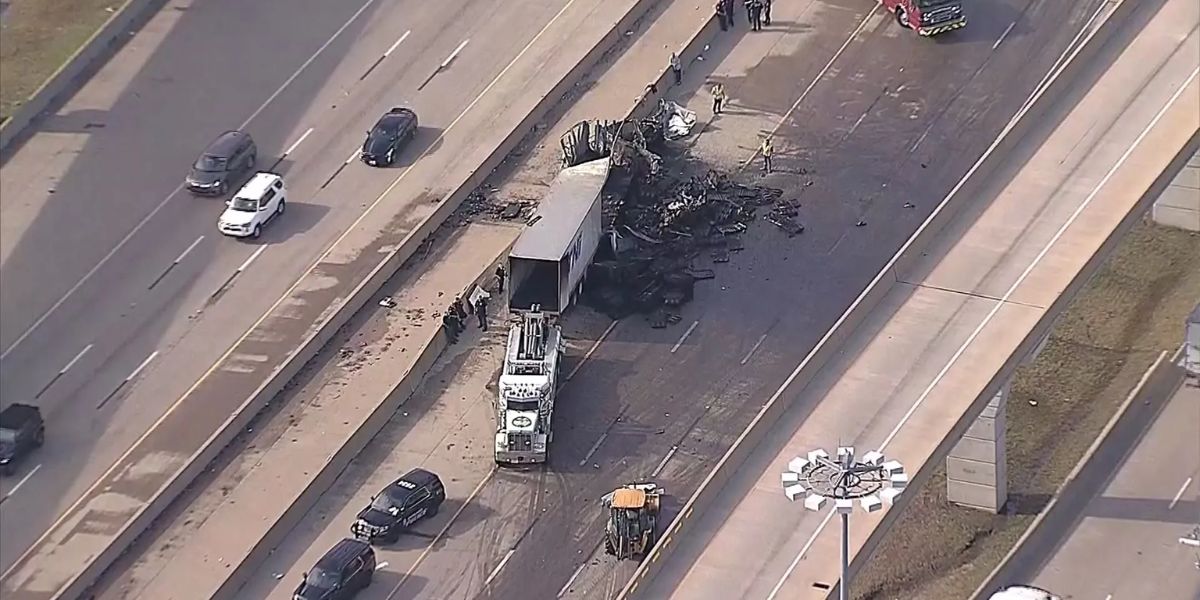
[{"x1": 360, "y1": 107, "x2": 418, "y2": 167}]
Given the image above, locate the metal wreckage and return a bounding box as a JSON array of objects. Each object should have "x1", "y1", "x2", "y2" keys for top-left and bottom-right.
[{"x1": 560, "y1": 99, "x2": 804, "y2": 327}]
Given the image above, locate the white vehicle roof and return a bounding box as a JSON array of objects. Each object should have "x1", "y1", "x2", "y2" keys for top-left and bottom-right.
[
  {"x1": 236, "y1": 172, "x2": 282, "y2": 199},
  {"x1": 989, "y1": 586, "x2": 1060, "y2": 600}
]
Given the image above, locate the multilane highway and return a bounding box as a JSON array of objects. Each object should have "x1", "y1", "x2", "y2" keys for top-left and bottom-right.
[
  {"x1": 150, "y1": 0, "x2": 1117, "y2": 598},
  {"x1": 0, "y1": 0, "x2": 635, "y2": 582}
]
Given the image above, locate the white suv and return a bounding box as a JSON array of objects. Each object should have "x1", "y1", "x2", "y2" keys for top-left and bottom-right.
[{"x1": 218, "y1": 172, "x2": 286, "y2": 238}]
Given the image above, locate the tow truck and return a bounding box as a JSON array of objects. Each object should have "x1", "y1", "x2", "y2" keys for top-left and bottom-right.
[
  {"x1": 882, "y1": 0, "x2": 966, "y2": 36},
  {"x1": 494, "y1": 307, "x2": 563, "y2": 465},
  {"x1": 602, "y1": 483, "x2": 663, "y2": 560}
]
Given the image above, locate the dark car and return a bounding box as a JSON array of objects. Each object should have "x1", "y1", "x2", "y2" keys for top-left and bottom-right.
[
  {"x1": 360, "y1": 108, "x2": 418, "y2": 167},
  {"x1": 0, "y1": 403, "x2": 44, "y2": 476},
  {"x1": 187, "y1": 130, "x2": 257, "y2": 195},
  {"x1": 293, "y1": 538, "x2": 375, "y2": 600},
  {"x1": 351, "y1": 468, "x2": 444, "y2": 543}
]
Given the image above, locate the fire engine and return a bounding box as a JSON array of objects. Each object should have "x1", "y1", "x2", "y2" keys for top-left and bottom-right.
[{"x1": 882, "y1": 0, "x2": 966, "y2": 36}]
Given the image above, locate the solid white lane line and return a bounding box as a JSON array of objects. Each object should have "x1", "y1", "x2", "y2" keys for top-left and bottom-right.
[
  {"x1": 483, "y1": 549, "x2": 515, "y2": 587},
  {"x1": 580, "y1": 431, "x2": 610, "y2": 466},
  {"x1": 651, "y1": 446, "x2": 678, "y2": 478},
  {"x1": 61, "y1": 344, "x2": 94, "y2": 374},
  {"x1": 387, "y1": 468, "x2": 496, "y2": 599},
  {"x1": 442, "y1": 39, "x2": 470, "y2": 68},
  {"x1": 7, "y1": 0, "x2": 586, "y2": 579},
  {"x1": 284, "y1": 128, "x2": 314, "y2": 156},
  {"x1": 563, "y1": 320, "x2": 618, "y2": 384},
  {"x1": 2, "y1": 464, "x2": 41, "y2": 501},
  {"x1": 174, "y1": 235, "x2": 205, "y2": 264},
  {"x1": 238, "y1": 245, "x2": 268, "y2": 272},
  {"x1": 993, "y1": 21, "x2": 1016, "y2": 49},
  {"x1": 740, "y1": 333, "x2": 768, "y2": 365},
  {"x1": 557, "y1": 562, "x2": 588, "y2": 598},
  {"x1": 669, "y1": 321, "x2": 699, "y2": 354},
  {"x1": 1170, "y1": 477, "x2": 1192, "y2": 510},
  {"x1": 766, "y1": 65, "x2": 1200, "y2": 600},
  {"x1": 127, "y1": 351, "x2": 159, "y2": 381},
  {"x1": 344, "y1": 148, "x2": 359, "y2": 165},
  {"x1": 742, "y1": 6, "x2": 878, "y2": 167},
  {"x1": 1181, "y1": 537, "x2": 1200, "y2": 547},
  {"x1": 385, "y1": 30, "x2": 411, "y2": 57},
  {"x1": 374, "y1": 561, "x2": 389, "y2": 571},
  {"x1": 0, "y1": 0, "x2": 382, "y2": 362}
]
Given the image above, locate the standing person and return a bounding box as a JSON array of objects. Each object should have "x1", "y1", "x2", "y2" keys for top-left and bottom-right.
[
  {"x1": 762, "y1": 0, "x2": 772, "y2": 25},
  {"x1": 442, "y1": 312, "x2": 459, "y2": 344},
  {"x1": 725, "y1": 0, "x2": 737, "y2": 26},
  {"x1": 495, "y1": 264, "x2": 506, "y2": 293},
  {"x1": 761, "y1": 136, "x2": 774, "y2": 174},
  {"x1": 715, "y1": 0, "x2": 728, "y2": 30},
  {"x1": 711, "y1": 82, "x2": 727, "y2": 115},
  {"x1": 669, "y1": 52, "x2": 682, "y2": 85},
  {"x1": 749, "y1": 0, "x2": 763, "y2": 31},
  {"x1": 451, "y1": 296, "x2": 467, "y2": 324},
  {"x1": 475, "y1": 294, "x2": 489, "y2": 331}
]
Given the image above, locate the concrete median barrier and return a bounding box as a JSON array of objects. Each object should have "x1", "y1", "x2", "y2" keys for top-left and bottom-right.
[
  {"x1": 616, "y1": 0, "x2": 1155, "y2": 597},
  {"x1": 0, "y1": 1, "x2": 670, "y2": 598},
  {"x1": 0, "y1": 0, "x2": 166, "y2": 157}
]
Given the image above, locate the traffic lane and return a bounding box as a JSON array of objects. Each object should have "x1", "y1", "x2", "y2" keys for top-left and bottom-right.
[
  {"x1": 0, "y1": 0, "x2": 383, "y2": 353},
  {"x1": 1, "y1": 0, "x2": 647, "y2": 590},
  {"x1": 0, "y1": 0, "x2": 587, "y2": 575},
  {"x1": 484, "y1": 0, "x2": 1112, "y2": 597},
  {"x1": 1031, "y1": 385, "x2": 1200, "y2": 599},
  {"x1": 628, "y1": 2, "x2": 1161, "y2": 597},
  {"x1": 0, "y1": 0, "x2": 464, "y2": 406}
]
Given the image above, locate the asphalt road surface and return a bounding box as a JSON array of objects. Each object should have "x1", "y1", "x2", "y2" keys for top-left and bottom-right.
[
  {"x1": 174, "y1": 0, "x2": 1118, "y2": 599},
  {"x1": 0, "y1": 0, "x2": 619, "y2": 576},
  {"x1": 1022, "y1": 383, "x2": 1200, "y2": 599}
]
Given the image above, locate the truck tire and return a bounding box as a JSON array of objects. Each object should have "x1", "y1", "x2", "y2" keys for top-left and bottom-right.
[{"x1": 604, "y1": 535, "x2": 616, "y2": 556}]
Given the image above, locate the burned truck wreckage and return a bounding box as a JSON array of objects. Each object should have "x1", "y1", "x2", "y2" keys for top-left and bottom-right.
[{"x1": 558, "y1": 102, "x2": 804, "y2": 325}]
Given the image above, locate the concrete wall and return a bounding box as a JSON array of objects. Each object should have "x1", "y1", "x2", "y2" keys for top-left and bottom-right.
[
  {"x1": 1151, "y1": 148, "x2": 1200, "y2": 231},
  {"x1": 0, "y1": 0, "x2": 167, "y2": 158}
]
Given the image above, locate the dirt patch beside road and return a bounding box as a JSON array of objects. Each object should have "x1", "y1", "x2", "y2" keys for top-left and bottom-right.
[
  {"x1": 0, "y1": 0, "x2": 126, "y2": 121},
  {"x1": 853, "y1": 220, "x2": 1200, "y2": 600}
]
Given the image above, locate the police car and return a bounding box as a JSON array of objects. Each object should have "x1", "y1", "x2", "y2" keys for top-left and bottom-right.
[{"x1": 351, "y1": 468, "x2": 445, "y2": 544}]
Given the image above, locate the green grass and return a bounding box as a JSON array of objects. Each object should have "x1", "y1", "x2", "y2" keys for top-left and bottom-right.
[
  {"x1": 853, "y1": 220, "x2": 1200, "y2": 600},
  {"x1": 0, "y1": 0, "x2": 129, "y2": 122}
]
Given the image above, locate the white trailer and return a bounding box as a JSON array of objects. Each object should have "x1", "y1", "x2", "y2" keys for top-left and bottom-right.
[
  {"x1": 495, "y1": 308, "x2": 563, "y2": 465},
  {"x1": 508, "y1": 158, "x2": 609, "y2": 315}
]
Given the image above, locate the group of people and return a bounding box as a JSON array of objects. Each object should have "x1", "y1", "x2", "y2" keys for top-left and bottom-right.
[
  {"x1": 715, "y1": 0, "x2": 773, "y2": 31},
  {"x1": 440, "y1": 265, "x2": 506, "y2": 344}
]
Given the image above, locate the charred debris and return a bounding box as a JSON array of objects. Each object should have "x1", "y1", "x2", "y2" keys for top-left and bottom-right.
[{"x1": 561, "y1": 105, "x2": 805, "y2": 326}]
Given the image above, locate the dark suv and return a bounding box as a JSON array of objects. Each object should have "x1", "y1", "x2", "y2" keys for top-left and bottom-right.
[
  {"x1": 0, "y1": 403, "x2": 44, "y2": 476},
  {"x1": 360, "y1": 108, "x2": 418, "y2": 167},
  {"x1": 294, "y1": 538, "x2": 375, "y2": 600},
  {"x1": 187, "y1": 130, "x2": 257, "y2": 195},
  {"x1": 351, "y1": 468, "x2": 445, "y2": 543}
]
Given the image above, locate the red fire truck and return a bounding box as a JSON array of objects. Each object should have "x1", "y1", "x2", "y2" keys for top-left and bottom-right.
[{"x1": 882, "y1": 0, "x2": 966, "y2": 36}]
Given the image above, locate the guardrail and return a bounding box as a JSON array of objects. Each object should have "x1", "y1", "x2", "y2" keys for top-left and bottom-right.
[
  {"x1": 0, "y1": 0, "x2": 166, "y2": 158},
  {"x1": 614, "y1": 0, "x2": 1160, "y2": 596}
]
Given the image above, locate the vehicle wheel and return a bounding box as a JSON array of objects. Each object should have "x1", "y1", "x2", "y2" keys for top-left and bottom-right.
[
  {"x1": 1, "y1": 464, "x2": 13, "y2": 477},
  {"x1": 895, "y1": 7, "x2": 909, "y2": 28},
  {"x1": 276, "y1": 199, "x2": 286, "y2": 216},
  {"x1": 247, "y1": 153, "x2": 257, "y2": 169},
  {"x1": 34, "y1": 428, "x2": 44, "y2": 448},
  {"x1": 217, "y1": 181, "x2": 227, "y2": 195},
  {"x1": 251, "y1": 224, "x2": 262, "y2": 239},
  {"x1": 385, "y1": 528, "x2": 401, "y2": 544},
  {"x1": 362, "y1": 568, "x2": 374, "y2": 589},
  {"x1": 604, "y1": 535, "x2": 616, "y2": 556}
]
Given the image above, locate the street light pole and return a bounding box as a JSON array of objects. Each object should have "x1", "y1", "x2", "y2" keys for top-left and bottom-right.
[{"x1": 782, "y1": 446, "x2": 908, "y2": 600}]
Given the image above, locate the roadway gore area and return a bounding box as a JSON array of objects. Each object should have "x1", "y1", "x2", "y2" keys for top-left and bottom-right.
[
  {"x1": 0, "y1": 0, "x2": 125, "y2": 121},
  {"x1": 853, "y1": 219, "x2": 1200, "y2": 600}
]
